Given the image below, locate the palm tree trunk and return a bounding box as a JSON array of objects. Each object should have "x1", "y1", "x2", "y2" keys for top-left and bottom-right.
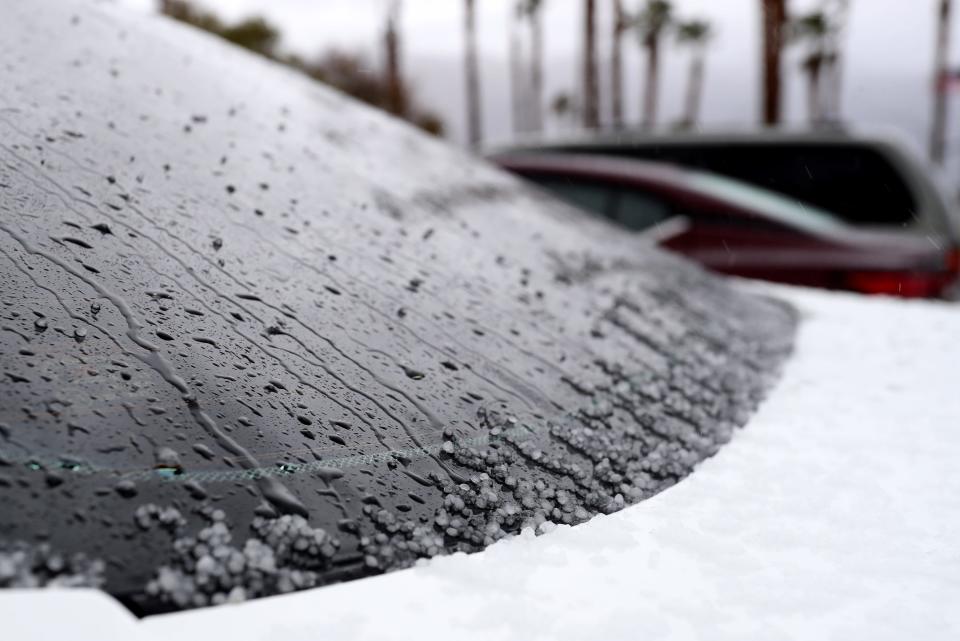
[
  {"x1": 583, "y1": 0, "x2": 599, "y2": 129},
  {"x1": 530, "y1": 8, "x2": 544, "y2": 132},
  {"x1": 930, "y1": 0, "x2": 952, "y2": 165},
  {"x1": 464, "y1": 0, "x2": 482, "y2": 148},
  {"x1": 806, "y1": 62, "x2": 822, "y2": 125},
  {"x1": 826, "y1": 2, "x2": 849, "y2": 122},
  {"x1": 384, "y1": 0, "x2": 404, "y2": 117},
  {"x1": 610, "y1": 0, "x2": 626, "y2": 128},
  {"x1": 683, "y1": 51, "x2": 705, "y2": 128},
  {"x1": 824, "y1": 53, "x2": 841, "y2": 122},
  {"x1": 642, "y1": 39, "x2": 659, "y2": 129},
  {"x1": 760, "y1": 0, "x2": 787, "y2": 125}
]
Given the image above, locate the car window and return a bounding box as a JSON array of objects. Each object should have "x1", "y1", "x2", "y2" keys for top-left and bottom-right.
[
  {"x1": 610, "y1": 189, "x2": 673, "y2": 231},
  {"x1": 525, "y1": 175, "x2": 613, "y2": 218}
]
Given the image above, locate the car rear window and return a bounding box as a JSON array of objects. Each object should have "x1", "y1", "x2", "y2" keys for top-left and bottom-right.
[
  {"x1": 610, "y1": 189, "x2": 673, "y2": 231},
  {"x1": 524, "y1": 174, "x2": 676, "y2": 234},
  {"x1": 525, "y1": 175, "x2": 613, "y2": 217}
]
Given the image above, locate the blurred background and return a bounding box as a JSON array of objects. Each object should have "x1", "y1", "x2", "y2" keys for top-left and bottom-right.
[
  {"x1": 115, "y1": 1, "x2": 959, "y2": 172},
  {"x1": 105, "y1": 0, "x2": 960, "y2": 299}
]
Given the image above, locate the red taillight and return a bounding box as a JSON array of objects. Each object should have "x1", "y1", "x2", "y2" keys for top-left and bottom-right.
[{"x1": 843, "y1": 271, "x2": 946, "y2": 298}]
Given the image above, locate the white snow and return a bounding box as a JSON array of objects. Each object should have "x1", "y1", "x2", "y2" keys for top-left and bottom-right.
[{"x1": 4, "y1": 284, "x2": 960, "y2": 640}]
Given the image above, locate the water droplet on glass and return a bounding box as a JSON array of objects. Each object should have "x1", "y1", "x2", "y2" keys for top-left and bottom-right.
[
  {"x1": 401, "y1": 366, "x2": 425, "y2": 380},
  {"x1": 193, "y1": 443, "x2": 216, "y2": 460},
  {"x1": 115, "y1": 480, "x2": 137, "y2": 498}
]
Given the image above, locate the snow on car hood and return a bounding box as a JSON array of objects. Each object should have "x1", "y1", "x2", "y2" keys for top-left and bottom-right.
[{"x1": 4, "y1": 284, "x2": 959, "y2": 640}]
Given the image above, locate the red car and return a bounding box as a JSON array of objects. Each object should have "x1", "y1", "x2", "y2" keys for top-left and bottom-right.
[{"x1": 493, "y1": 153, "x2": 960, "y2": 299}]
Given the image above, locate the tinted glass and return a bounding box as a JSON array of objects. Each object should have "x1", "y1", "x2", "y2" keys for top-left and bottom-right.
[
  {"x1": 610, "y1": 189, "x2": 673, "y2": 231},
  {"x1": 525, "y1": 176, "x2": 613, "y2": 218}
]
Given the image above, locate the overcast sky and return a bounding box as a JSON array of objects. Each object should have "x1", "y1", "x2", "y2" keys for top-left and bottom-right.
[{"x1": 114, "y1": 0, "x2": 958, "y2": 158}]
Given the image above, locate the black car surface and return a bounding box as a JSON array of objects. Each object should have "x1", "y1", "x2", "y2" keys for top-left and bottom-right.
[{"x1": 0, "y1": 0, "x2": 794, "y2": 615}]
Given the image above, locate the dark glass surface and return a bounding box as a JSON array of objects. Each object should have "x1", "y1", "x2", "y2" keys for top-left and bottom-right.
[{"x1": 0, "y1": 0, "x2": 795, "y2": 614}]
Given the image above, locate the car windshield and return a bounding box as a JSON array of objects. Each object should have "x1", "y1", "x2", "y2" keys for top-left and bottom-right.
[{"x1": 0, "y1": 0, "x2": 795, "y2": 615}]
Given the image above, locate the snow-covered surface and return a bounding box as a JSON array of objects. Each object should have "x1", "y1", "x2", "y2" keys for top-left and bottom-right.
[{"x1": 4, "y1": 284, "x2": 960, "y2": 640}]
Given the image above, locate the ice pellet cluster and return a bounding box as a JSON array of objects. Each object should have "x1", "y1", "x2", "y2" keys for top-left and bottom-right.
[
  {"x1": 134, "y1": 504, "x2": 187, "y2": 531},
  {"x1": 0, "y1": 541, "x2": 105, "y2": 588},
  {"x1": 144, "y1": 509, "x2": 339, "y2": 608},
  {"x1": 355, "y1": 283, "x2": 792, "y2": 571}
]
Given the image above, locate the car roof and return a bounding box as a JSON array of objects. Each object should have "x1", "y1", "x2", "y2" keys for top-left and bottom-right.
[
  {"x1": 492, "y1": 152, "x2": 693, "y2": 186},
  {"x1": 488, "y1": 124, "x2": 876, "y2": 153}
]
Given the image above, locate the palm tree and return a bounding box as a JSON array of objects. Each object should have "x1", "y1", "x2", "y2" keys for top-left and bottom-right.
[
  {"x1": 521, "y1": 0, "x2": 546, "y2": 132},
  {"x1": 583, "y1": 0, "x2": 599, "y2": 128},
  {"x1": 551, "y1": 91, "x2": 579, "y2": 130},
  {"x1": 801, "y1": 51, "x2": 827, "y2": 124},
  {"x1": 383, "y1": 0, "x2": 404, "y2": 117},
  {"x1": 463, "y1": 0, "x2": 482, "y2": 147},
  {"x1": 791, "y1": 4, "x2": 851, "y2": 126},
  {"x1": 931, "y1": 0, "x2": 953, "y2": 164},
  {"x1": 822, "y1": 0, "x2": 850, "y2": 122},
  {"x1": 791, "y1": 11, "x2": 831, "y2": 124},
  {"x1": 676, "y1": 19, "x2": 712, "y2": 129},
  {"x1": 636, "y1": 0, "x2": 673, "y2": 129},
  {"x1": 610, "y1": 0, "x2": 631, "y2": 128},
  {"x1": 760, "y1": 0, "x2": 788, "y2": 125}
]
